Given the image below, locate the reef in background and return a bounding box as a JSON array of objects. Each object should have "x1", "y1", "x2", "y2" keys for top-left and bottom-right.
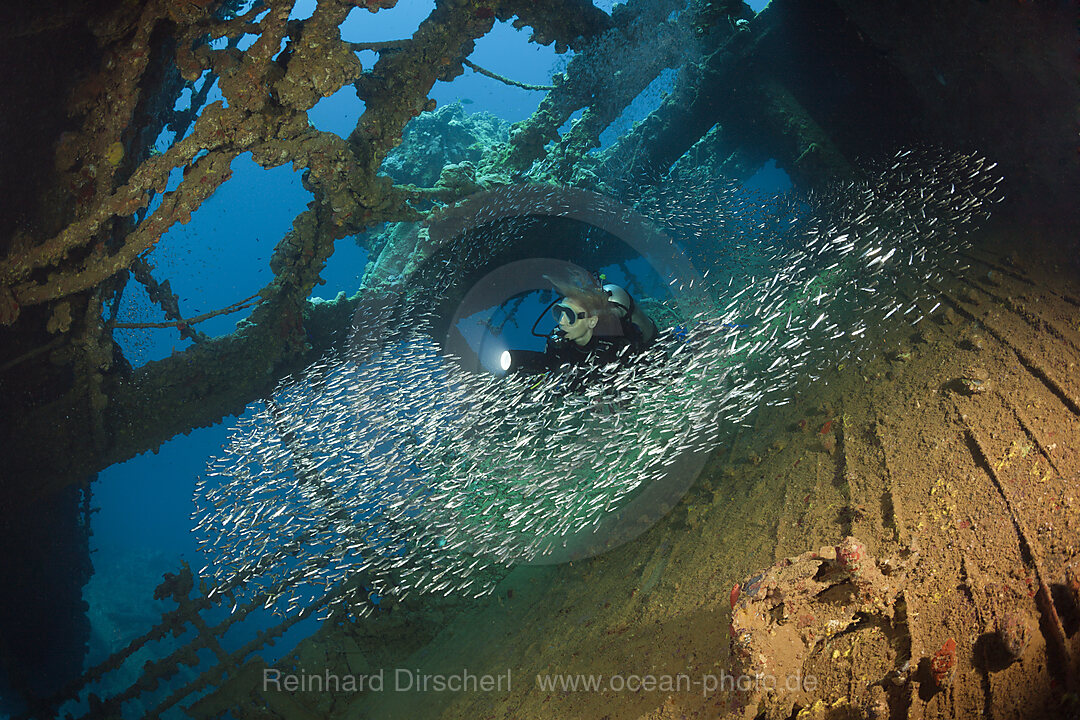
[{"x1": 379, "y1": 102, "x2": 509, "y2": 189}]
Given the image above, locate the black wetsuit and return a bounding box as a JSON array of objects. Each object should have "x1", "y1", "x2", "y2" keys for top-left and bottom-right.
[
  {"x1": 542, "y1": 320, "x2": 645, "y2": 371},
  {"x1": 533, "y1": 318, "x2": 649, "y2": 395}
]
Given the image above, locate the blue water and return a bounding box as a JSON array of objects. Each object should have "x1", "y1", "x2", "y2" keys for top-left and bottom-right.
[{"x1": 87, "y1": 0, "x2": 777, "y2": 713}]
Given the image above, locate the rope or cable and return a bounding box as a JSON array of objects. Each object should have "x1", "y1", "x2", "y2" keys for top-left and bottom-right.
[
  {"x1": 348, "y1": 41, "x2": 553, "y2": 91},
  {"x1": 462, "y1": 58, "x2": 553, "y2": 91},
  {"x1": 108, "y1": 293, "x2": 262, "y2": 329}
]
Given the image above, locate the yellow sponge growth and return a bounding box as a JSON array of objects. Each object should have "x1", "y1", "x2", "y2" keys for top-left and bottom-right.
[{"x1": 106, "y1": 141, "x2": 125, "y2": 166}]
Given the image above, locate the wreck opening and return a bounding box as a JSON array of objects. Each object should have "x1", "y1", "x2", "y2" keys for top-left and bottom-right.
[{"x1": 114, "y1": 152, "x2": 310, "y2": 365}]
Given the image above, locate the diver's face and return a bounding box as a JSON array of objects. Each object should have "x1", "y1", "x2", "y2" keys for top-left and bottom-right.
[{"x1": 556, "y1": 298, "x2": 598, "y2": 342}]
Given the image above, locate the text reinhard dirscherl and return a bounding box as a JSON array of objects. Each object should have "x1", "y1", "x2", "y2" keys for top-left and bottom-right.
[
  {"x1": 263, "y1": 668, "x2": 817, "y2": 697},
  {"x1": 263, "y1": 668, "x2": 511, "y2": 694}
]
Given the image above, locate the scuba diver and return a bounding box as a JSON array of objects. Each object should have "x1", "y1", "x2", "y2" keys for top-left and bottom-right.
[
  {"x1": 500, "y1": 269, "x2": 656, "y2": 382},
  {"x1": 601, "y1": 281, "x2": 658, "y2": 347}
]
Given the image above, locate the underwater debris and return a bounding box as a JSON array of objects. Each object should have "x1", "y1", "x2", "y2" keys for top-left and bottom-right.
[
  {"x1": 728, "y1": 537, "x2": 903, "y2": 719},
  {"x1": 929, "y1": 637, "x2": 957, "y2": 689},
  {"x1": 995, "y1": 611, "x2": 1030, "y2": 663},
  {"x1": 954, "y1": 366, "x2": 991, "y2": 395}
]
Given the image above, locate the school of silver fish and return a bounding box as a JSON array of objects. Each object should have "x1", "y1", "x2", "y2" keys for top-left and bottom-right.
[{"x1": 193, "y1": 149, "x2": 1003, "y2": 618}]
